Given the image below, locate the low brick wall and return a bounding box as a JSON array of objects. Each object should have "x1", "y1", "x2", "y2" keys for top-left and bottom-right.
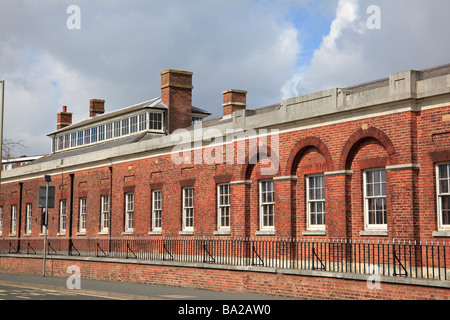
[{"x1": 0, "y1": 255, "x2": 449, "y2": 300}]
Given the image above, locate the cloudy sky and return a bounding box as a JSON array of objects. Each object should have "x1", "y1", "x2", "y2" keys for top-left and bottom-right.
[{"x1": 0, "y1": 0, "x2": 449, "y2": 156}]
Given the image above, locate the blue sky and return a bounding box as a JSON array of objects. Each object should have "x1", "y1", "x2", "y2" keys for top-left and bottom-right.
[{"x1": 0, "y1": 0, "x2": 449, "y2": 156}]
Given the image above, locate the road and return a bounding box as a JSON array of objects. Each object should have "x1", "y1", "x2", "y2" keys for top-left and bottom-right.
[
  {"x1": 0, "y1": 283, "x2": 118, "y2": 300},
  {"x1": 0, "y1": 273, "x2": 288, "y2": 301}
]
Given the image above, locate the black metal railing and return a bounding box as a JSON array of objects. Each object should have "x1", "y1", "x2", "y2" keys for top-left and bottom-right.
[{"x1": 1, "y1": 237, "x2": 448, "y2": 281}]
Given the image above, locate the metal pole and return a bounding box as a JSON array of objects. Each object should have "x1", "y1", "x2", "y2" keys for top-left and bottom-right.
[
  {"x1": 0, "y1": 80, "x2": 4, "y2": 192},
  {"x1": 43, "y1": 181, "x2": 49, "y2": 277}
]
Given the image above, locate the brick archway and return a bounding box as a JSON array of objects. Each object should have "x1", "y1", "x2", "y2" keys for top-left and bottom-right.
[
  {"x1": 285, "y1": 136, "x2": 334, "y2": 176},
  {"x1": 242, "y1": 144, "x2": 279, "y2": 181},
  {"x1": 338, "y1": 127, "x2": 398, "y2": 170}
]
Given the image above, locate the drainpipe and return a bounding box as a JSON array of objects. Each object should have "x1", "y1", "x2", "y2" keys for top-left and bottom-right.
[
  {"x1": 69, "y1": 173, "x2": 74, "y2": 255},
  {"x1": 109, "y1": 166, "x2": 113, "y2": 253},
  {"x1": 18, "y1": 182, "x2": 23, "y2": 252}
]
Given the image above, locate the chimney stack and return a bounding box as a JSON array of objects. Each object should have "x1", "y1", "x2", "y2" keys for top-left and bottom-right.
[
  {"x1": 57, "y1": 106, "x2": 72, "y2": 130},
  {"x1": 90, "y1": 99, "x2": 105, "y2": 117},
  {"x1": 222, "y1": 89, "x2": 247, "y2": 117},
  {"x1": 160, "y1": 69, "x2": 193, "y2": 134}
]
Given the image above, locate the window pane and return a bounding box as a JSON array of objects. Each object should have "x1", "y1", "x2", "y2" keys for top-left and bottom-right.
[
  {"x1": 139, "y1": 113, "x2": 147, "y2": 131},
  {"x1": 440, "y1": 179, "x2": 449, "y2": 194},
  {"x1": 310, "y1": 212, "x2": 317, "y2": 225},
  {"x1": 106, "y1": 123, "x2": 113, "y2": 139},
  {"x1": 77, "y1": 131, "x2": 84, "y2": 146},
  {"x1": 71, "y1": 133, "x2": 77, "y2": 147},
  {"x1": 114, "y1": 121, "x2": 121, "y2": 137},
  {"x1": 366, "y1": 171, "x2": 373, "y2": 183},
  {"x1": 439, "y1": 164, "x2": 449, "y2": 179},
  {"x1": 122, "y1": 118, "x2": 129, "y2": 135},
  {"x1": 98, "y1": 125, "x2": 105, "y2": 141},
  {"x1": 374, "y1": 171, "x2": 380, "y2": 183},
  {"x1": 442, "y1": 196, "x2": 450, "y2": 225},
  {"x1": 130, "y1": 116, "x2": 138, "y2": 133},
  {"x1": 84, "y1": 129, "x2": 91, "y2": 144}
]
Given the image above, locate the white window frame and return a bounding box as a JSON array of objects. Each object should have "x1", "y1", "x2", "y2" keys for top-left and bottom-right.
[
  {"x1": 437, "y1": 163, "x2": 450, "y2": 231},
  {"x1": 149, "y1": 112, "x2": 163, "y2": 132},
  {"x1": 139, "y1": 113, "x2": 147, "y2": 131},
  {"x1": 59, "y1": 200, "x2": 67, "y2": 234},
  {"x1": 130, "y1": 115, "x2": 138, "y2": 133},
  {"x1": 40, "y1": 208, "x2": 45, "y2": 234},
  {"x1": 152, "y1": 190, "x2": 162, "y2": 231},
  {"x1": 25, "y1": 203, "x2": 32, "y2": 235},
  {"x1": 101, "y1": 195, "x2": 109, "y2": 233},
  {"x1": 79, "y1": 198, "x2": 87, "y2": 233},
  {"x1": 259, "y1": 180, "x2": 275, "y2": 231},
  {"x1": 306, "y1": 174, "x2": 326, "y2": 231},
  {"x1": 122, "y1": 118, "x2": 129, "y2": 136},
  {"x1": 84, "y1": 128, "x2": 91, "y2": 144},
  {"x1": 91, "y1": 126, "x2": 98, "y2": 143},
  {"x1": 363, "y1": 169, "x2": 387, "y2": 231},
  {"x1": 77, "y1": 130, "x2": 84, "y2": 146},
  {"x1": 70, "y1": 132, "x2": 77, "y2": 148},
  {"x1": 11, "y1": 205, "x2": 17, "y2": 236},
  {"x1": 217, "y1": 184, "x2": 231, "y2": 230},
  {"x1": 125, "y1": 193, "x2": 134, "y2": 232},
  {"x1": 53, "y1": 111, "x2": 163, "y2": 152},
  {"x1": 0, "y1": 206, "x2": 3, "y2": 236},
  {"x1": 64, "y1": 134, "x2": 70, "y2": 149},
  {"x1": 114, "y1": 120, "x2": 121, "y2": 138},
  {"x1": 182, "y1": 187, "x2": 194, "y2": 231},
  {"x1": 98, "y1": 125, "x2": 105, "y2": 141}
]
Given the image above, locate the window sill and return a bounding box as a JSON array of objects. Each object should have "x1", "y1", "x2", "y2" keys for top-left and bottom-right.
[
  {"x1": 122, "y1": 231, "x2": 134, "y2": 236},
  {"x1": 57, "y1": 232, "x2": 66, "y2": 236},
  {"x1": 98, "y1": 231, "x2": 109, "y2": 235},
  {"x1": 76, "y1": 232, "x2": 86, "y2": 236},
  {"x1": 432, "y1": 230, "x2": 450, "y2": 237},
  {"x1": 255, "y1": 230, "x2": 276, "y2": 236},
  {"x1": 148, "y1": 230, "x2": 162, "y2": 235},
  {"x1": 303, "y1": 230, "x2": 326, "y2": 236},
  {"x1": 179, "y1": 230, "x2": 194, "y2": 236},
  {"x1": 360, "y1": 230, "x2": 388, "y2": 236},
  {"x1": 214, "y1": 229, "x2": 231, "y2": 236}
]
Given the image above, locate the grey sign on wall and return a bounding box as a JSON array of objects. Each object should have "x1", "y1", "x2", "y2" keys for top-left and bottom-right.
[{"x1": 38, "y1": 186, "x2": 56, "y2": 208}]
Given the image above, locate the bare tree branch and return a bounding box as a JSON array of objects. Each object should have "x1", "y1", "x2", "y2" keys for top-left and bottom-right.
[{"x1": 2, "y1": 138, "x2": 27, "y2": 160}]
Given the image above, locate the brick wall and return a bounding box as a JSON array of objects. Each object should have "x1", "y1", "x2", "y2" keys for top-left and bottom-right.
[
  {"x1": 0, "y1": 256, "x2": 448, "y2": 300},
  {"x1": 1, "y1": 106, "x2": 450, "y2": 242}
]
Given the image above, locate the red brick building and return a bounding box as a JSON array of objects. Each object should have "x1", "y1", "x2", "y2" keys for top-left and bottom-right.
[{"x1": 1, "y1": 65, "x2": 450, "y2": 242}]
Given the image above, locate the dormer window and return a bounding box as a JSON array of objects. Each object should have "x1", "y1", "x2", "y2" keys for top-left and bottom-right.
[
  {"x1": 52, "y1": 110, "x2": 166, "y2": 152},
  {"x1": 149, "y1": 112, "x2": 163, "y2": 131}
]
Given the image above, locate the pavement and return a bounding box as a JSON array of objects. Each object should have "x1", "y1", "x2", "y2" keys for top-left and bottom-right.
[{"x1": 0, "y1": 272, "x2": 290, "y2": 300}]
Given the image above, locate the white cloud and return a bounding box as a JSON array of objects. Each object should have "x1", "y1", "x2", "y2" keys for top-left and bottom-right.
[
  {"x1": 282, "y1": 0, "x2": 450, "y2": 99},
  {"x1": 0, "y1": 0, "x2": 303, "y2": 155},
  {"x1": 0, "y1": 48, "x2": 105, "y2": 155}
]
